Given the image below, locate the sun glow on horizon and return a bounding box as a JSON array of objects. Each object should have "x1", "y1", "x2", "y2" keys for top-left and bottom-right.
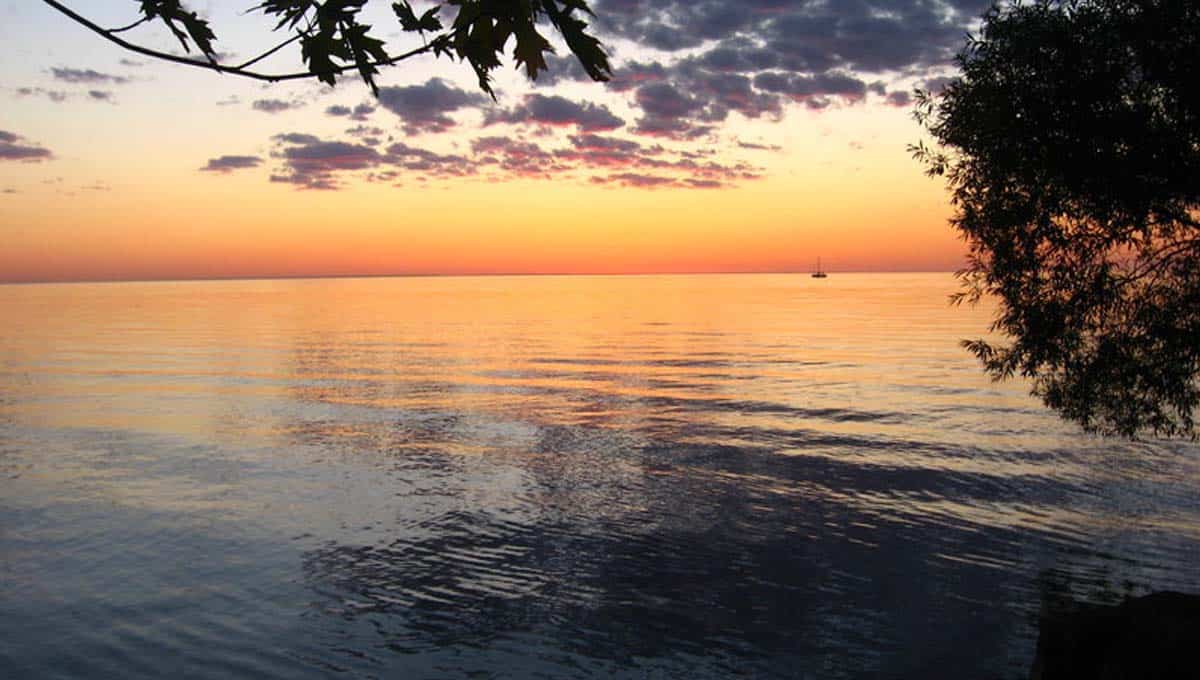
[{"x1": 0, "y1": 1, "x2": 972, "y2": 283}]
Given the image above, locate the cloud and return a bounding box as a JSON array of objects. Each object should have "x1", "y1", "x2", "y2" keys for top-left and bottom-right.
[
  {"x1": 325, "y1": 103, "x2": 376, "y2": 121},
  {"x1": 272, "y1": 132, "x2": 322, "y2": 145},
  {"x1": 922, "y1": 76, "x2": 956, "y2": 94},
  {"x1": 590, "y1": 172, "x2": 677, "y2": 188},
  {"x1": 752, "y1": 71, "x2": 868, "y2": 104},
  {"x1": 88, "y1": 90, "x2": 115, "y2": 102},
  {"x1": 253, "y1": 98, "x2": 298, "y2": 114},
  {"x1": 377, "y1": 78, "x2": 486, "y2": 135},
  {"x1": 471, "y1": 136, "x2": 565, "y2": 178},
  {"x1": 737, "y1": 140, "x2": 782, "y2": 151},
  {"x1": 583, "y1": 0, "x2": 990, "y2": 140},
  {"x1": 0, "y1": 130, "x2": 52, "y2": 161},
  {"x1": 382, "y1": 142, "x2": 475, "y2": 178},
  {"x1": 51, "y1": 67, "x2": 129, "y2": 84},
  {"x1": 606, "y1": 60, "x2": 670, "y2": 93},
  {"x1": 595, "y1": 1, "x2": 985, "y2": 69},
  {"x1": 271, "y1": 135, "x2": 382, "y2": 190},
  {"x1": 259, "y1": 122, "x2": 757, "y2": 191},
  {"x1": 15, "y1": 87, "x2": 69, "y2": 103},
  {"x1": 485, "y1": 94, "x2": 625, "y2": 132},
  {"x1": 530, "y1": 54, "x2": 594, "y2": 87},
  {"x1": 631, "y1": 83, "x2": 714, "y2": 139},
  {"x1": 200, "y1": 155, "x2": 263, "y2": 173},
  {"x1": 885, "y1": 91, "x2": 912, "y2": 107}
]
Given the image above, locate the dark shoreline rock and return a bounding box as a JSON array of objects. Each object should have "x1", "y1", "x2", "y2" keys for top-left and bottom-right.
[{"x1": 1030, "y1": 591, "x2": 1200, "y2": 680}]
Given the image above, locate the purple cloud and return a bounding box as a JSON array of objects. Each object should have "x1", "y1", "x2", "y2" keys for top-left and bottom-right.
[
  {"x1": 0, "y1": 130, "x2": 52, "y2": 162},
  {"x1": 51, "y1": 67, "x2": 129, "y2": 84},
  {"x1": 271, "y1": 135, "x2": 382, "y2": 190},
  {"x1": 15, "y1": 87, "x2": 69, "y2": 103},
  {"x1": 326, "y1": 103, "x2": 376, "y2": 121},
  {"x1": 377, "y1": 79, "x2": 486, "y2": 135},
  {"x1": 485, "y1": 94, "x2": 624, "y2": 132},
  {"x1": 200, "y1": 155, "x2": 263, "y2": 173},
  {"x1": 253, "y1": 99, "x2": 296, "y2": 114}
]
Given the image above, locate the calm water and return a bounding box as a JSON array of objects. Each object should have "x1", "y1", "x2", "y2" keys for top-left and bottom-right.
[{"x1": 1, "y1": 273, "x2": 1198, "y2": 679}]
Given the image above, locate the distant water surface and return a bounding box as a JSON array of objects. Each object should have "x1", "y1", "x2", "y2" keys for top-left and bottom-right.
[{"x1": 1, "y1": 273, "x2": 1197, "y2": 679}]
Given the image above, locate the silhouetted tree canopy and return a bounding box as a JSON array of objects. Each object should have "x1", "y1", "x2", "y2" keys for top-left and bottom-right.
[
  {"x1": 915, "y1": 0, "x2": 1200, "y2": 437},
  {"x1": 41, "y1": 0, "x2": 611, "y2": 97}
]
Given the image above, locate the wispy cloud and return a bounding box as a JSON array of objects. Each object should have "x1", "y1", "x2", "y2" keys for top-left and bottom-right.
[
  {"x1": 0, "y1": 130, "x2": 53, "y2": 162},
  {"x1": 200, "y1": 155, "x2": 263, "y2": 173},
  {"x1": 325, "y1": 103, "x2": 376, "y2": 121},
  {"x1": 252, "y1": 98, "x2": 300, "y2": 114},
  {"x1": 51, "y1": 67, "x2": 130, "y2": 84},
  {"x1": 15, "y1": 87, "x2": 69, "y2": 103}
]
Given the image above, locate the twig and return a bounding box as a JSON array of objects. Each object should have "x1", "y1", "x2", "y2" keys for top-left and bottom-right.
[{"x1": 42, "y1": 0, "x2": 444, "y2": 85}]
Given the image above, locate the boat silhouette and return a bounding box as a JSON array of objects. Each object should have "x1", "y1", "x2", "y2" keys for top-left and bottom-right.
[{"x1": 812, "y1": 257, "x2": 828, "y2": 278}]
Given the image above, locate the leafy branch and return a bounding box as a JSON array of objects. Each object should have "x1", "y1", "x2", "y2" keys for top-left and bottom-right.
[{"x1": 41, "y1": 0, "x2": 611, "y2": 96}]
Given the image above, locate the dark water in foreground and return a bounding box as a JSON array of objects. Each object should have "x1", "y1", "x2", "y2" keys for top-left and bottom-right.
[{"x1": 1, "y1": 274, "x2": 1198, "y2": 679}]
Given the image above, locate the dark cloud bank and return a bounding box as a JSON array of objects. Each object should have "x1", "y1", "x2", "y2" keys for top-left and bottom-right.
[
  {"x1": 581, "y1": 0, "x2": 989, "y2": 138},
  {"x1": 209, "y1": 2, "x2": 991, "y2": 190}
]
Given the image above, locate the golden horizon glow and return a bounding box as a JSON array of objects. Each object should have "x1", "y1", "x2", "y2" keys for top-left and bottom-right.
[{"x1": 0, "y1": 2, "x2": 968, "y2": 284}]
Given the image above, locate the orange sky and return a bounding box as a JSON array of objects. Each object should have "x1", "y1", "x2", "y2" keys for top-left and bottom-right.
[{"x1": 0, "y1": 1, "x2": 975, "y2": 283}]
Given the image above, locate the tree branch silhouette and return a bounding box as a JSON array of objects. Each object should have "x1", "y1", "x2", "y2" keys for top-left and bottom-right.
[
  {"x1": 41, "y1": 0, "x2": 444, "y2": 85},
  {"x1": 916, "y1": 0, "x2": 1200, "y2": 438},
  {"x1": 40, "y1": 0, "x2": 611, "y2": 96}
]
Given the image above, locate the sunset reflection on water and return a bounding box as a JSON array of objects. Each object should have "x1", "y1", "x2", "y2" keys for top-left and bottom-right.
[{"x1": 2, "y1": 274, "x2": 1198, "y2": 679}]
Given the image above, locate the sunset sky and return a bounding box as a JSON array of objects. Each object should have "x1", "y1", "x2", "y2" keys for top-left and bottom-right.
[{"x1": 0, "y1": 0, "x2": 989, "y2": 282}]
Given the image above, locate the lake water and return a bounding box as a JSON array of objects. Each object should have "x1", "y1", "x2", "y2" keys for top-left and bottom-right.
[{"x1": 1, "y1": 273, "x2": 1197, "y2": 679}]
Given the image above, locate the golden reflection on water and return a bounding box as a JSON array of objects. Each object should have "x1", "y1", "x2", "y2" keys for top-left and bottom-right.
[
  {"x1": 2, "y1": 273, "x2": 1015, "y2": 434},
  {"x1": 0, "y1": 274, "x2": 1180, "y2": 502},
  {"x1": 4, "y1": 274, "x2": 1200, "y2": 679}
]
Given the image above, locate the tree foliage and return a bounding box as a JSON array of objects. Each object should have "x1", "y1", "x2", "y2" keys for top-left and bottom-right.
[
  {"x1": 42, "y1": 0, "x2": 611, "y2": 97},
  {"x1": 914, "y1": 0, "x2": 1200, "y2": 437}
]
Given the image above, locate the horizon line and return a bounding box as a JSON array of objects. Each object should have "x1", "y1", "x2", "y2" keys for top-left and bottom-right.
[{"x1": 0, "y1": 269, "x2": 961, "y2": 286}]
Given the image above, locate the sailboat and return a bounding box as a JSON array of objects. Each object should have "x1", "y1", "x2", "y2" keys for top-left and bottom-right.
[{"x1": 811, "y1": 257, "x2": 828, "y2": 278}]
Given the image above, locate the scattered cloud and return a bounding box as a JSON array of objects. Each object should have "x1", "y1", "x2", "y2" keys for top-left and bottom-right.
[
  {"x1": 88, "y1": 90, "x2": 115, "y2": 102},
  {"x1": 345, "y1": 125, "x2": 387, "y2": 146},
  {"x1": 15, "y1": 87, "x2": 69, "y2": 102},
  {"x1": 485, "y1": 94, "x2": 625, "y2": 132},
  {"x1": 0, "y1": 130, "x2": 52, "y2": 162},
  {"x1": 51, "y1": 67, "x2": 129, "y2": 84},
  {"x1": 262, "y1": 124, "x2": 759, "y2": 191},
  {"x1": 270, "y1": 135, "x2": 382, "y2": 189},
  {"x1": 583, "y1": 0, "x2": 988, "y2": 141},
  {"x1": 200, "y1": 155, "x2": 263, "y2": 173},
  {"x1": 272, "y1": 132, "x2": 322, "y2": 145},
  {"x1": 736, "y1": 140, "x2": 782, "y2": 151},
  {"x1": 325, "y1": 103, "x2": 376, "y2": 121},
  {"x1": 590, "y1": 172, "x2": 676, "y2": 188},
  {"x1": 253, "y1": 98, "x2": 300, "y2": 114},
  {"x1": 376, "y1": 78, "x2": 486, "y2": 135}
]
